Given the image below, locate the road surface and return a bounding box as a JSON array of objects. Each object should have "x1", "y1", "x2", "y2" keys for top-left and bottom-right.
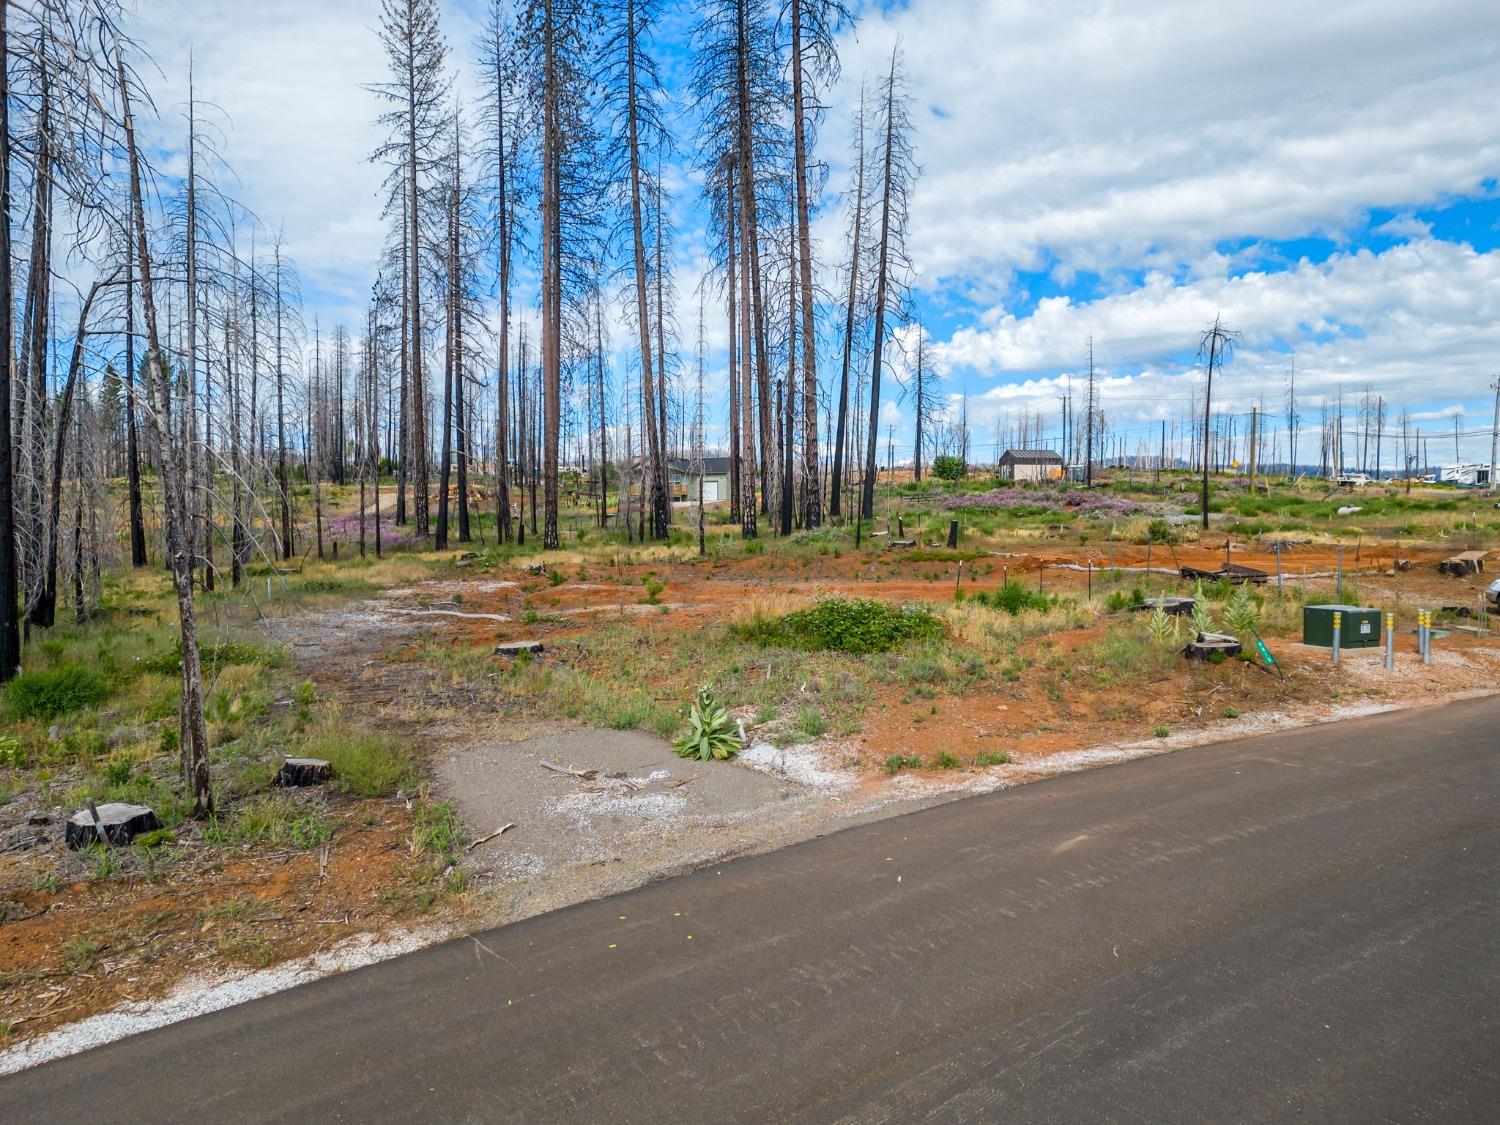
[{"x1": 5, "y1": 697, "x2": 1498, "y2": 1122}]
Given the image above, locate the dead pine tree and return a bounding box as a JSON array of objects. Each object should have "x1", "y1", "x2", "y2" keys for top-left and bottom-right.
[
  {"x1": 828, "y1": 80, "x2": 870, "y2": 521},
  {"x1": 118, "y1": 50, "x2": 212, "y2": 817},
  {"x1": 477, "y1": 0, "x2": 520, "y2": 543},
  {"x1": 860, "y1": 45, "x2": 917, "y2": 529},
  {"x1": 788, "y1": 0, "x2": 851, "y2": 528},
  {"x1": 371, "y1": 0, "x2": 449, "y2": 540},
  {"x1": 273, "y1": 238, "x2": 294, "y2": 559},
  {"x1": 1196, "y1": 314, "x2": 1241, "y2": 531},
  {"x1": 899, "y1": 320, "x2": 936, "y2": 484},
  {"x1": 600, "y1": 0, "x2": 670, "y2": 539},
  {"x1": 521, "y1": 0, "x2": 598, "y2": 549}
]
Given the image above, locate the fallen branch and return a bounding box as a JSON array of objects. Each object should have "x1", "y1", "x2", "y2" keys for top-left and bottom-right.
[
  {"x1": 467, "y1": 823, "x2": 516, "y2": 852},
  {"x1": 539, "y1": 760, "x2": 598, "y2": 780}
]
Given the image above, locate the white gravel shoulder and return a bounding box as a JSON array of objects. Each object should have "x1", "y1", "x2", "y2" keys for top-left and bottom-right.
[{"x1": 0, "y1": 926, "x2": 450, "y2": 1077}]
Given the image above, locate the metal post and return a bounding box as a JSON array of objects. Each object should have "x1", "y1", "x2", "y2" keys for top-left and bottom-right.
[
  {"x1": 1332, "y1": 611, "x2": 1342, "y2": 665},
  {"x1": 1088, "y1": 560, "x2": 1093, "y2": 601},
  {"x1": 1422, "y1": 610, "x2": 1432, "y2": 665},
  {"x1": 1335, "y1": 547, "x2": 1344, "y2": 604},
  {"x1": 1384, "y1": 611, "x2": 1394, "y2": 670}
]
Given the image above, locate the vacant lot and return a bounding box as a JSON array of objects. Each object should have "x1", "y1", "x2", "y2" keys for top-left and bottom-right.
[{"x1": 3, "y1": 471, "x2": 1497, "y2": 1056}]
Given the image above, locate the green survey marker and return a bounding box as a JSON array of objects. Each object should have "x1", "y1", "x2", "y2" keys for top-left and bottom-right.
[{"x1": 1252, "y1": 632, "x2": 1285, "y2": 681}]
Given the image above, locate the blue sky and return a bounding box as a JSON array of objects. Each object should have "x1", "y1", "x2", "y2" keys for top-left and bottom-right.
[{"x1": 134, "y1": 0, "x2": 1500, "y2": 465}]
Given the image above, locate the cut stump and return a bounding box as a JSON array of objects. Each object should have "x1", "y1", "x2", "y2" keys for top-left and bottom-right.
[
  {"x1": 276, "y1": 758, "x2": 332, "y2": 787},
  {"x1": 1136, "y1": 596, "x2": 1196, "y2": 616},
  {"x1": 495, "y1": 640, "x2": 545, "y2": 658},
  {"x1": 65, "y1": 802, "x2": 161, "y2": 849},
  {"x1": 1183, "y1": 632, "x2": 1243, "y2": 661}
]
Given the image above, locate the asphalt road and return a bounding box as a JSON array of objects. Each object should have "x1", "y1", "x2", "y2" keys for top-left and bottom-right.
[{"x1": 6, "y1": 697, "x2": 1498, "y2": 1123}]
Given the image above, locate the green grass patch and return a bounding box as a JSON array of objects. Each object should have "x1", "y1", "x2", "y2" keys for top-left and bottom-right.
[
  {"x1": 300, "y1": 727, "x2": 415, "y2": 797},
  {"x1": 5, "y1": 664, "x2": 110, "y2": 719},
  {"x1": 205, "y1": 794, "x2": 333, "y2": 849}
]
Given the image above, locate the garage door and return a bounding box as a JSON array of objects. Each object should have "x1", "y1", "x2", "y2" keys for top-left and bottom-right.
[{"x1": 702, "y1": 480, "x2": 720, "y2": 503}]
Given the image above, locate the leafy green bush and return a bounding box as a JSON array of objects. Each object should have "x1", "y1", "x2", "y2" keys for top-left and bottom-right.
[
  {"x1": 735, "y1": 597, "x2": 943, "y2": 654},
  {"x1": 967, "y1": 581, "x2": 1057, "y2": 616},
  {"x1": 975, "y1": 750, "x2": 1011, "y2": 766},
  {"x1": 1104, "y1": 586, "x2": 1146, "y2": 613},
  {"x1": 5, "y1": 664, "x2": 109, "y2": 719},
  {"x1": 1146, "y1": 518, "x2": 1180, "y2": 545},
  {"x1": 884, "y1": 753, "x2": 922, "y2": 775},
  {"x1": 932, "y1": 455, "x2": 967, "y2": 480},
  {"x1": 673, "y1": 686, "x2": 742, "y2": 761}
]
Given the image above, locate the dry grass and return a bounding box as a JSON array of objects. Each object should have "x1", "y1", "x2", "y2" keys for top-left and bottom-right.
[
  {"x1": 729, "y1": 592, "x2": 818, "y2": 630},
  {"x1": 941, "y1": 599, "x2": 1094, "y2": 649}
]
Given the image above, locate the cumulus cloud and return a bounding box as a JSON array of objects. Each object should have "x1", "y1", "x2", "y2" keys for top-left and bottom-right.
[
  {"x1": 933, "y1": 238, "x2": 1500, "y2": 458},
  {"x1": 832, "y1": 0, "x2": 1500, "y2": 287}
]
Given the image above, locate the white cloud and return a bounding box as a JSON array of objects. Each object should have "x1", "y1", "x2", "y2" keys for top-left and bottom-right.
[
  {"x1": 933, "y1": 238, "x2": 1500, "y2": 459},
  {"x1": 834, "y1": 0, "x2": 1500, "y2": 287}
]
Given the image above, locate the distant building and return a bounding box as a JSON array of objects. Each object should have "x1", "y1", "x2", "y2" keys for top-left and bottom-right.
[
  {"x1": 998, "y1": 449, "x2": 1064, "y2": 483},
  {"x1": 667, "y1": 457, "x2": 733, "y2": 504}
]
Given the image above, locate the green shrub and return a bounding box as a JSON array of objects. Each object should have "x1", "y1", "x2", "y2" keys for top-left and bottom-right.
[
  {"x1": 933, "y1": 749, "x2": 961, "y2": 769},
  {"x1": 5, "y1": 664, "x2": 110, "y2": 719},
  {"x1": 883, "y1": 753, "x2": 922, "y2": 775},
  {"x1": 1153, "y1": 723, "x2": 1172, "y2": 738},
  {"x1": 975, "y1": 750, "x2": 1011, "y2": 766},
  {"x1": 968, "y1": 582, "x2": 1058, "y2": 616},
  {"x1": 932, "y1": 455, "x2": 967, "y2": 480},
  {"x1": 1146, "y1": 518, "x2": 1180, "y2": 545},
  {"x1": 735, "y1": 597, "x2": 943, "y2": 654},
  {"x1": 1105, "y1": 587, "x2": 1146, "y2": 613}
]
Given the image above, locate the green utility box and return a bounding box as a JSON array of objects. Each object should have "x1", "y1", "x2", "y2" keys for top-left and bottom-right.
[{"x1": 1302, "y1": 604, "x2": 1381, "y2": 648}]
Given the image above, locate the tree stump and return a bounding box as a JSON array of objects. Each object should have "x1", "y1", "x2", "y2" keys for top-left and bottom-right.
[
  {"x1": 1137, "y1": 596, "x2": 1195, "y2": 616},
  {"x1": 495, "y1": 640, "x2": 546, "y2": 657},
  {"x1": 1183, "y1": 632, "x2": 1243, "y2": 661},
  {"x1": 276, "y1": 758, "x2": 332, "y2": 787},
  {"x1": 65, "y1": 803, "x2": 161, "y2": 849}
]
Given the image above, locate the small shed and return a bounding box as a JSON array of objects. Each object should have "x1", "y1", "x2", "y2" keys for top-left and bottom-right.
[
  {"x1": 998, "y1": 449, "x2": 1064, "y2": 483},
  {"x1": 667, "y1": 457, "x2": 733, "y2": 505}
]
